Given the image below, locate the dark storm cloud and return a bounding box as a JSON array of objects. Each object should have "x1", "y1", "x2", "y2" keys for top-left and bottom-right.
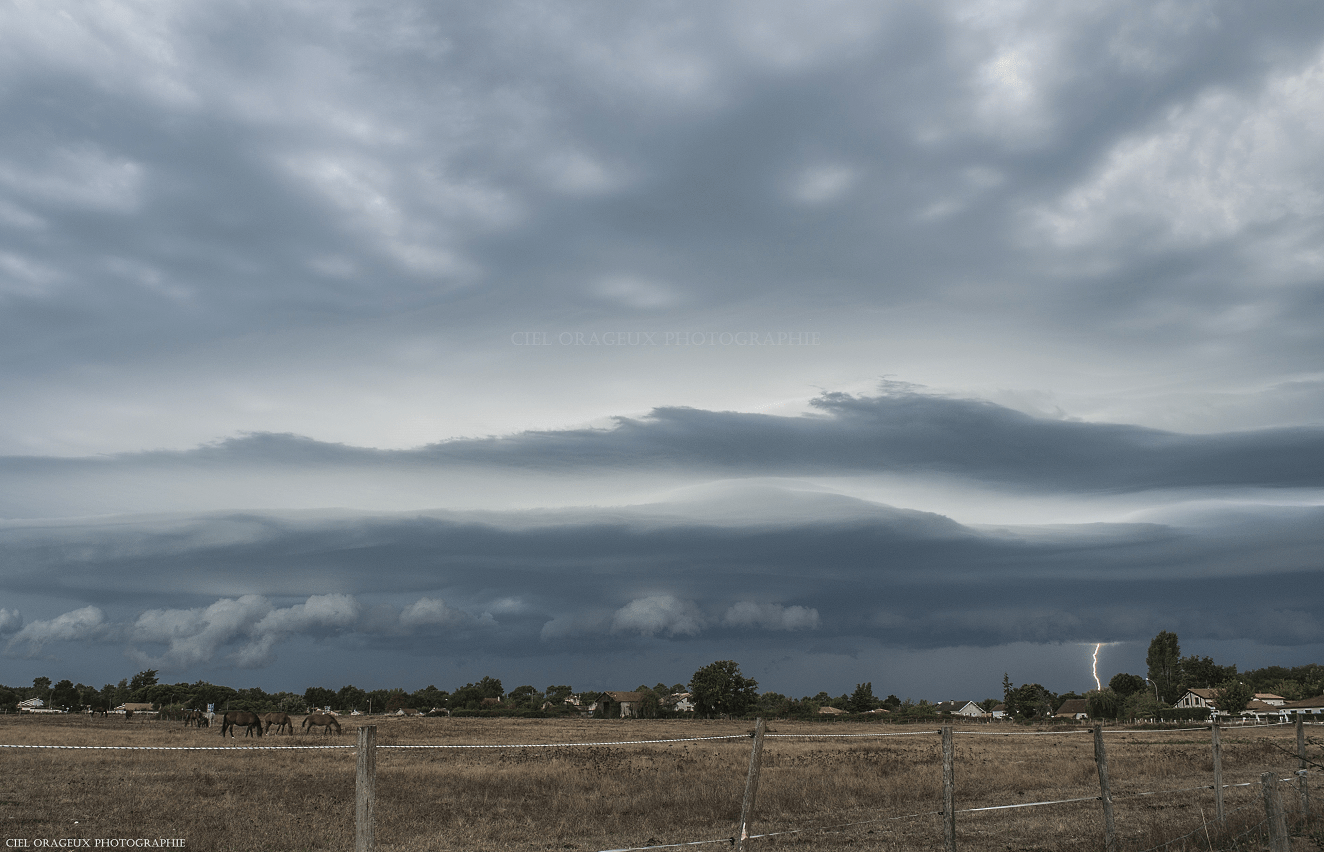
[
  {"x1": 5, "y1": 390, "x2": 1319, "y2": 497},
  {"x1": 2, "y1": 492, "x2": 1320, "y2": 669}
]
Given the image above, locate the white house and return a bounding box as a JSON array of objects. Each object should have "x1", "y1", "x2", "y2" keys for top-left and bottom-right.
[
  {"x1": 18, "y1": 698, "x2": 44, "y2": 711},
  {"x1": 933, "y1": 700, "x2": 984, "y2": 718}
]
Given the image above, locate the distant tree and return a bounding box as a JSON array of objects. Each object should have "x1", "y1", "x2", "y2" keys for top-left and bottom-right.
[
  {"x1": 129, "y1": 670, "x2": 159, "y2": 701},
  {"x1": 1180, "y1": 655, "x2": 1237, "y2": 691},
  {"x1": 412, "y1": 685, "x2": 449, "y2": 711},
  {"x1": 476, "y1": 676, "x2": 504, "y2": 700},
  {"x1": 51, "y1": 679, "x2": 79, "y2": 710},
  {"x1": 638, "y1": 690, "x2": 660, "y2": 719},
  {"x1": 32, "y1": 677, "x2": 52, "y2": 707},
  {"x1": 1086, "y1": 689, "x2": 1121, "y2": 720},
  {"x1": 1109, "y1": 673, "x2": 1147, "y2": 698},
  {"x1": 848, "y1": 682, "x2": 878, "y2": 713},
  {"x1": 883, "y1": 694, "x2": 902, "y2": 710},
  {"x1": 507, "y1": 685, "x2": 541, "y2": 710},
  {"x1": 757, "y1": 692, "x2": 793, "y2": 717},
  {"x1": 338, "y1": 685, "x2": 367, "y2": 712},
  {"x1": 545, "y1": 685, "x2": 573, "y2": 705},
  {"x1": 304, "y1": 686, "x2": 336, "y2": 711},
  {"x1": 689, "y1": 660, "x2": 759, "y2": 718},
  {"x1": 1005, "y1": 683, "x2": 1056, "y2": 720},
  {"x1": 1146, "y1": 631, "x2": 1181, "y2": 703},
  {"x1": 1213, "y1": 679, "x2": 1255, "y2": 715}
]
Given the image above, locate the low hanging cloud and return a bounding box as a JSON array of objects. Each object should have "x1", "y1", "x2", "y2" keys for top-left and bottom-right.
[
  {"x1": 5, "y1": 606, "x2": 106, "y2": 658},
  {"x1": 400, "y1": 597, "x2": 475, "y2": 629},
  {"x1": 0, "y1": 608, "x2": 21, "y2": 633},
  {"x1": 610, "y1": 595, "x2": 706, "y2": 638},
  {"x1": 722, "y1": 601, "x2": 820, "y2": 631},
  {"x1": 126, "y1": 593, "x2": 482, "y2": 669}
]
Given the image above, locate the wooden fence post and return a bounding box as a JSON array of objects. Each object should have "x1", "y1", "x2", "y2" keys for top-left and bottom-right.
[
  {"x1": 1094, "y1": 724, "x2": 1116, "y2": 852},
  {"x1": 356, "y1": 725, "x2": 377, "y2": 852},
  {"x1": 1299, "y1": 716, "x2": 1308, "y2": 770},
  {"x1": 734, "y1": 718, "x2": 766, "y2": 852},
  {"x1": 1211, "y1": 719, "x2": 1224, "y2": 824},
  {"x1": 942, "y1": 725, "x2": 956, "y2": 852},
  {"x1": 1262, "y1": 772, "x2": 1290, "y2": 852}
]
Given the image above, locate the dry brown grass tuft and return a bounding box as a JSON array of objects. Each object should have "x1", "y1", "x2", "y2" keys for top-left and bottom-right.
[{"x1": 0, "y1": 715, "x2": 1310, "y2": 851}]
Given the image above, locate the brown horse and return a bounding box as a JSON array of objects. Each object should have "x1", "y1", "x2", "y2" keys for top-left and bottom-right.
[
  {"x1": 262, "y1": 712, "x2": 294, "y2": 734},
  {"x1": 302, "y1": 711, "x2": 341, "y2": 735},
  {"x1": 220, "y1": 710, "x2": 264, "y2": 738}
]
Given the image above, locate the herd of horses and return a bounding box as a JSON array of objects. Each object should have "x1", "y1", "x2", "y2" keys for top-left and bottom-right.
[
  {"x1": 87, "y1": 706, "x2": 347, "y2": 737},
  {"x1": 214, "y1": 710, "x2": 344, "y2": 737}
]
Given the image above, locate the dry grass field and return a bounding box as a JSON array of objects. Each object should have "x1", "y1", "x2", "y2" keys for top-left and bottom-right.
[{"x1": 0, "y1": 714, "x2": 1313, "y2": 852}]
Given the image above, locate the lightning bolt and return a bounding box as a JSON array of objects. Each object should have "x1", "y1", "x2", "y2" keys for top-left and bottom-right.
[{"x1": 1092, "y1": 643, "x2": 1102, "y2": 690}]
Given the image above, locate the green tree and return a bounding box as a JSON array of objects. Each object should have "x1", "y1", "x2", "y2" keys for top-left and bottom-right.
[
  {"x1": 1108, "y1": 673, "x2": 1147, "y2": 697},
  {"x1": 507, "y1": 685, "x2": 541, "y2": 710},
  {"x1": 1213, "y1": 679, "x2": 1255, "y2": 715},
  {"x1": 1146, "y1": 631, "x2": 1181, "y2": 703},
  {"x1": 848, "y1": 682, "x2": 878, "y2": 713},
  {"x1": 1179, "y1": 655, "x2": 1237, "y2": 691},
  {"x1": 338, "y1": 685, "x2": 367, "y2": 712},
  {"x1": 1086, "y1": 689, "x2": 1121, "y2": 720},
  {"x1": 32, "y1": 677, "x2": 52, "y2": 707},
  {"x1": 304, "y1": 686, "x2": 336, "y2": 711},
  {"x1": 51, "y1": 679, "x2": 79, "y2": 710},
  {"x1": 129, "y1": 670, "x2": 159, "y2": 701},
  {"x1": 545, "y1": 685, "x2": 573, "y2": 705},
  {"x1": 1005, "y1": 683, "x2": 1055, "y2": 719},
  {"x1": 689, "y1": 660, "x2": 759, "y2": 718}
]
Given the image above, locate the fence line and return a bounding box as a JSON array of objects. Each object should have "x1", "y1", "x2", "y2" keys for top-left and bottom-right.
[{"x1": 6, "y1": 718, "x2": 1313, "y2": 852}]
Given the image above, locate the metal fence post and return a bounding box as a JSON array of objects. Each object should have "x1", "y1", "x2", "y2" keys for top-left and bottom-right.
[
  {"x1": 356, "y1": 725, "x2": 377, "y2": 852},
  {"x1": 734, "y1": 718, "x2": 766, "y2": 852}
]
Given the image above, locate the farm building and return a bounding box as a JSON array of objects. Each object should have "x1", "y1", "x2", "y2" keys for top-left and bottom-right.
[
  {"x1": 598, "y1": 691, "x2": 646, "y2": 718},
  {"x1": 932, "y1": 701, "x2": 983, "y2": 717},
  {"x1": 1053, "y1": 698, "x2": 1089, "y2": 720}
]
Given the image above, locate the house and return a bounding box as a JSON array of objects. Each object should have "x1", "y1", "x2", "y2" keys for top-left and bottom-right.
[
  {"x1": 1283, "y1": 694, "x2": 1324, "y2": 717},
  {"x1": 933, "y1": 701, "x2": 984, "y2": 718},
  {"x1": 1174, "y1": 688, "x2": 1217, "y2": 710},
  {"x1": 817, "y1": 705, "x2": 846, "y2": 715},
  {"x1": 1053, "y1": 698, "x2": 1089, "y2": 720},
  {"x1": 1254, "y1": 693, "x2": 1286, "y2": 706},
  {"x1": 393, "y1": 708, "x2": 422, "y2": 716},
  {"x1": 114, "y1": 703, "x2": 157, "y2": 715},
  {"x1": 599, "y1": 691, "x2": 646, "y2": 718},
  {"x1": 18, "y1": 698, "x2": 44, "y2": 712},
  {"x1": 990, "y1": 703, "x2": 1007, "y2": 720}
]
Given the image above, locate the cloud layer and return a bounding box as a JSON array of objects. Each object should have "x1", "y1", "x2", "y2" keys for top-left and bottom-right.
[{"x1": 2, "y1": 1, "x2": 1323, "y2": 697}]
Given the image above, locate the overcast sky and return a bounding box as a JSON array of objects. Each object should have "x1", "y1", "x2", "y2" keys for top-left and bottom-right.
[{"x1": 2, "y1": 0, "x2": 1322, "y2": 702}]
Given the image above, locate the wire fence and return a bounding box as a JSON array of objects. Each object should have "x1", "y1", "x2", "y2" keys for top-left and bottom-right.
[{"x1": 2, "y1": 716, "x2": 1318, "y2": 851}]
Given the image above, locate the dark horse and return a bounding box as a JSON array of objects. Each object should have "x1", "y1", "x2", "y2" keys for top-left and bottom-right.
[
  {"x1": 220, "y1": 711, "x2": 264, "y2": 738},
  {"x1": 262, "y1": 712, "x2": 294, "y2": 735},
  {"x1": 302, "y1": 712, "x2": 341, "y2": 735}
]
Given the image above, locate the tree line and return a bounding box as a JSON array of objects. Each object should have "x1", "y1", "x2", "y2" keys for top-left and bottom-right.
[{"x1": 5, "y1": 639, "x2": 1319, "y2": 720}]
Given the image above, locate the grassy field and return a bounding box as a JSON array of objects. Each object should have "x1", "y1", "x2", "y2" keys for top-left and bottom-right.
[{"x1": 0, "y1": 714, "x2": 1312, "y2": 851}]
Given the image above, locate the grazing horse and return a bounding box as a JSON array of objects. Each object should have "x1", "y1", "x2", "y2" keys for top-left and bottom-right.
[
  {"x1": 220, "y1": 711, "x2": 264, "y2": 738},
  {"x1": 183, "y1": 709, "x2": 209, "y2": 728},
  {"x1": 262, "y1": 712, "x2": 294, "y2": 735},
  {"x1": 302, "y1": 712, "x2": 341, "y2": 735}
]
